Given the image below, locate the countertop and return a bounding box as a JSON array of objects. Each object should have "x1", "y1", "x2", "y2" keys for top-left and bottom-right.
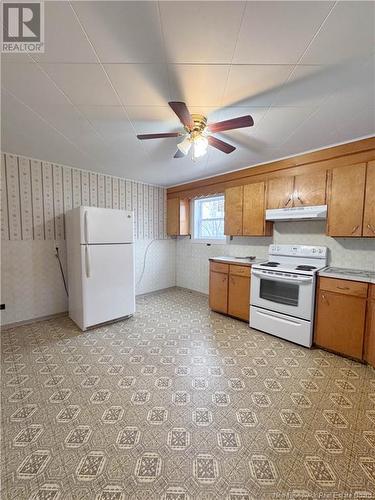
[
  {"x1": 209, "y1": 256, "x2": 265, "y2": 267},
  {"x1": 318, "y1": 267, "x2": 375, "y2": 284}
]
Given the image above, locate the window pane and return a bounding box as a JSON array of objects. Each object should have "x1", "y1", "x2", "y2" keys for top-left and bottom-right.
[{"x1": 194, "y1": 195, "x2": 225, "y2": 240}]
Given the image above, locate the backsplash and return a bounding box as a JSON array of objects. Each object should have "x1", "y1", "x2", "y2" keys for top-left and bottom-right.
[
  {"x1": 176, "y1": 221, "x2": 375, "y2": 294},
  {"x1": 1, "y1": 152, "x2": 175, "y2": 326}
]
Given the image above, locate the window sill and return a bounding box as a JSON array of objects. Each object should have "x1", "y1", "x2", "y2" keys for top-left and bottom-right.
[{"x1": 190, "y1": 238, "x2": 228, "y2": 245}]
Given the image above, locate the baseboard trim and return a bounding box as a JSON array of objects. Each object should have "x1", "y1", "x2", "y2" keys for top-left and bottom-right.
[
  {"x1": 175, "y1": 286, "x2": 208, "y2": 297},
  {"x1": 1, "y1": 287, "x2": 180, "y2": 330},
  {"x1": 1, "y1": 311, "x2": 68, "y2": 331}
]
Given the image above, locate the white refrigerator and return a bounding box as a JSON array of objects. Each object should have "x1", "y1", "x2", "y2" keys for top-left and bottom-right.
[{"x1": 66, "y1": 206, "x2": 135, "y2": 331}]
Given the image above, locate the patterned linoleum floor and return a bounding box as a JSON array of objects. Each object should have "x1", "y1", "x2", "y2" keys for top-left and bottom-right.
[{"x1": 1, "y1": 288, "x2": 375, "y2": 500}]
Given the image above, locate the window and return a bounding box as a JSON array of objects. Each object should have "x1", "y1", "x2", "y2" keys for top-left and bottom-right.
[{"x1": 192, "y1": 195, "x2": 225, "y2": 242}]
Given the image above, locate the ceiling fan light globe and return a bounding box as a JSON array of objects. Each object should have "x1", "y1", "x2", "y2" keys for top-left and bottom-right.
[
  {"x1": 177, "y1": 136, "x2": 191, "y2": 155},
  {"x1": 193, "y1": 136, "x2": 208, "y2": 158}
]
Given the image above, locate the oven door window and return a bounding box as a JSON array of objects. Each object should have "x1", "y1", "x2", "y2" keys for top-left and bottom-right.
[{"x1": 259, "y1": 279, "x2": 299, "y2": 307}]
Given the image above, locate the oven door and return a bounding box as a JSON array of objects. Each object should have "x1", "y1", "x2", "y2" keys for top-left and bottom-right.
[{"x1": 250, "y1": 269, "x2": 315, "y2": 320}]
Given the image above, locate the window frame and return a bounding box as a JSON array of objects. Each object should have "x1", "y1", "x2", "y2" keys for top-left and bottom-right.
[{"x1": 190, "y1": 194, "x2": 227, "y2": 244}]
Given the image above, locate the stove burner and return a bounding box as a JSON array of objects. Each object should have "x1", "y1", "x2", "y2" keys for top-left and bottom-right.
[
  {"x1": 295, "y1": 265, "x2": 316, "y2": 271},
  {"x1": 260, "y1": 262, "x2": 280, "y2": 267}
]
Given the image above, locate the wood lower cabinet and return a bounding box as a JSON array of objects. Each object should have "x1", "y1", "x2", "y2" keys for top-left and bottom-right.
[
  {"x1": 364, "y1": 284, "x2": 375, "y2": 367},
  {"x1": 209, "y1": 261, "x2": 250, "y2": 321},
  {"x1": 209, "y1": 263, "x2": 229, "y2": 314},
  {"x1": 167, "y1": 197, "x2": 190, "y2": 236},
  {"x1": 314, "y1": 277, "x2": 368, "y2": 360}
]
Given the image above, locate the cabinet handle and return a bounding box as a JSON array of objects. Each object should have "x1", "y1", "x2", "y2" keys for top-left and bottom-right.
[
  {"x1": 297, "y1": 195, "x2": 304, "y2": 204},
  {"x1": 284, "y1": 196, "x2": 292, "y2": 207},
  {"x1": 337, "y1": 286, "x2": 349, "y2": 290},
  {"x1": 367, "y1": 224, "x2": 375, "y2": 234},
  {"x1": 321, "y1": 293, "x2": 329, "y2": 305},
  {"x1": 351, "y1": 225, "x2": 360, "y2": 234}
]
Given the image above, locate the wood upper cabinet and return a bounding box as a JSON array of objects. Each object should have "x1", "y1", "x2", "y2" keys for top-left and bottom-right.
[
  {"x1": 167, "y1": 197, "x2": 190, "y2": 236},
  {"x1": 224, "y1": 186, "x2": 243, "y2": 236},
  {"x1": 364, "y1": 285, "x2": 375, "y2": 367},
  {"x1": 209, "y1": 263, "x2": 228, "y2": 314},
  {"x1": 363, "y1": 161, "x2": 375, "y2": 237},
  {"x1": 327, "y1": 163, "x2": 366, "y2": 237},
  {"x1": 266, "y1": 177, "x2": 294, "y2": 209},
  {"x1": 209, "y1": 261, "x2": 250, "y2": 321},
  {"x1": 293, "y1": 171, "x2": 327, "y2": 207},
  {"x1": 225, "y1": 182, "x2": 272, "y2": 236},
  {"x1": 267, "y1": 171, "x2": 326, "y2": 209},
  {"x1": 314, "y1": 277, "x2": 368, "y2": 360},
  {"x1": 243, "y1": 182, "x2": 272, "y2": 236}
]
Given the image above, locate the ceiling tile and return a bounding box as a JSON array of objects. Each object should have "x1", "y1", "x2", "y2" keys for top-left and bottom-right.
[
  {"x1": 33, "y1": 2, "x2": 97, "y2": 63},
  {"x1": 2, "y1": 62, "x2": 72, "y2": 111},
  {"x1": 222, "y1": 65, "x2": 293, "y2": 107},
  {"x1": 40, "y1": 63, "x2": 118, "y2": 105},
  {"x1": 2, "y1": 90, "x2": 90, "y2": 169},
  {"x1": 250, "y1": 107, "x2": 316, "y2": 147},
  {"x1": 73, "y1": 1, "x2": 165, "y2": 63},
  {"x1": 159, "y1": 1, "x2": 245, "y2": 63},
  {"x1": 302, "y1": 1, "x2": 375, "y2": 64},
  {"x1": 234, "y1": 1, "x2": 334, "y2": 64},
  {"x1": 105, "y1": 64, "x2": 170, "y2": 106},
  {"x1": 78, "y1": 105, "x2": 134, "y2": 142},
  {"x1": 272, "y1": 65, "x2": 332, "y2": 108},
  {"x1": 169, "y1": 64, "x2": 230, "y2": 107}
]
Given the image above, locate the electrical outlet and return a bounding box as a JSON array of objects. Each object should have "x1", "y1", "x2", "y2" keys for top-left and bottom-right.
[{"x1": 54, "y1": 240, "x2": 60, "y2": 252}]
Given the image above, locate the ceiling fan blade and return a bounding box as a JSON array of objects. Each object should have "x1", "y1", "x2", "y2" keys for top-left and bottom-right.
[
  {"x1": 137, "y1": 132, "x2": 180, "y2": 140},
  {"x1": 168, "y1": 101, "x2": 194, "y2": 129},
  {"x1": 208, "y1": 115, "x2": 254, "y2": 133},
  {"x1": 174, "y1": 150, "x2": 185, "y2": 158},
  {"x1": 208, "y1": 136, "x2": 236, "y2": 154}
]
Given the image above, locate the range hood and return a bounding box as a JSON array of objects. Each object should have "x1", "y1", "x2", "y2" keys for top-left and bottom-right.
[{"x1": 266, "y1": 205, "x2": 327, "y2": 221}]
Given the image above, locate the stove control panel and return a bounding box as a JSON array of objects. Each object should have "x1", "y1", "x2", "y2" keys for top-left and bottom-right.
[{"x1": 269, "y1": 244, "x2": 327, "y2": 258}]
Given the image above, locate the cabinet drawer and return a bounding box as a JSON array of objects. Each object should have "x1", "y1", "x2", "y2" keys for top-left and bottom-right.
[
  {"x1": 369, "y1": 284, "x2": 375, "y2": 300},
  {"x1": 319, "y1": 277, "x2": 368, "y2": 297},
  {"x1": 210, "y1": 262, "x2": 229, "y2": 274},
  {"x1": 229, "y1": 265, "x2": 251, "y2": 277}
]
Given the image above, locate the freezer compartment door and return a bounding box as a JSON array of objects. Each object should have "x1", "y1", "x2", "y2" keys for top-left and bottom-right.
[
  {"x1": 250, "y1": 306, "x2": 312, "y2": 347},
  {"x1": 81, "y1": 244, "x2": 135, "y2": 329},
  {"x1": 80, "y1": 207, "x2": 133, "y2": 244}
]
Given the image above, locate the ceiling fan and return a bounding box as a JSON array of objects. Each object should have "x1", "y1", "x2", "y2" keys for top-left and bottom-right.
[{"x1": 136, "y1": 101, "x2": 254, "y2": 160}]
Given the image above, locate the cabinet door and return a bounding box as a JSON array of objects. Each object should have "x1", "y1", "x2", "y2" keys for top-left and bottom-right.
[
  {"x1": 363, "y1": 161, "x2": 375, "y2": 237},
  {"x1": 314, "y1": 290, "x2": 366, "y2": 359},
  {"x1": 293, "y1": 171, "x2": 326, "y2": 207},
  {"x1": 327, "y1": 163, "x2": 366, "y2": 237},
  {"x1": 364, "y1": 286, "x2": 375, "y2": 367},
  {"x1": 243, "y1": 182, "x2": 272, "y2": 236},
  {"x1": 266, "y1": 177, "x2": 294, "y2": 209},
  {"x1": 228, "y1": 274, "x2": 250, "y2": 321},
  {"x1": 225, "y1": 186, "x2": 243, "y2": 235},
  {"x1": 167, "y1": 198, "x2": 190, "y2": 236},
  {"x1": 167, "y1": 198, "x2": 179, "y2": 235},
  {"x1": 209, "y1": 271, "x2": 228, "y2": 314}
]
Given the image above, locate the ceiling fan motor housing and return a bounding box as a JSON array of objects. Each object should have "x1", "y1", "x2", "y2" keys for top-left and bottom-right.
[{"x1": 188, "y1": 114, "x2": 207, "y2": 136}]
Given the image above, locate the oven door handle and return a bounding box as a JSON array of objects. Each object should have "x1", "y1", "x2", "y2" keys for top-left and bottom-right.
[{"x1": 252, "y1": 270, "x2": 313, "y2": 284}]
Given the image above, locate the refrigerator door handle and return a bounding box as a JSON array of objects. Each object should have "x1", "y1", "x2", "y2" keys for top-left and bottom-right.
[
  {"x1": 85, "y1": 244, "x2": 91, "y2": 278},
  {"x1": 84, "y1": 210, "x2": 89, "y2": 244}
]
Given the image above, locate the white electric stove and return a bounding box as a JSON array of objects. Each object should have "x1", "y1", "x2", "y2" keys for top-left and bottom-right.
[{"x1": 250, "y1": 244, "x2": 327, "y2": 347}]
